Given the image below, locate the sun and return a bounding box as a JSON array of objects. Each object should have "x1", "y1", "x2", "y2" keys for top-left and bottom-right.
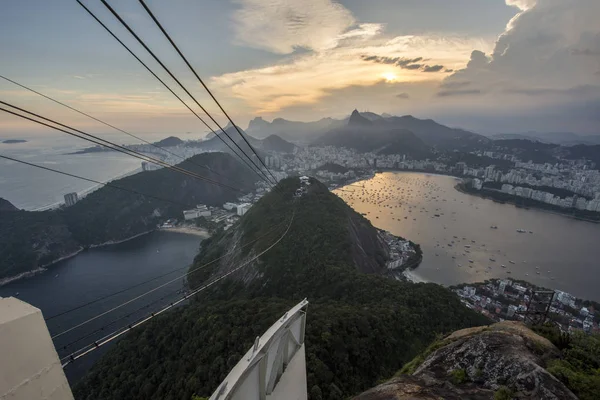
[{"x1": 382, "y1": 72, "x2": 398, "y2": 82}]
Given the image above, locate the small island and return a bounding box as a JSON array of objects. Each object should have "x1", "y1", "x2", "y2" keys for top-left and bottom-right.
[{"x1": 2, "y1": 139, "x2": 27, "y2": 144}]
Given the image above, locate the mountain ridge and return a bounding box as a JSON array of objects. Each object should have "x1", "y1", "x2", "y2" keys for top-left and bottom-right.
[{"x1": 247, "y1": 110, "x2": 489, "y2": 150}]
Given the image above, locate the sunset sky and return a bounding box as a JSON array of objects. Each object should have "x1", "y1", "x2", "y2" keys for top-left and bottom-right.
[{"x1": 0, "y1": 0, "x2": 598, "y2": 139}]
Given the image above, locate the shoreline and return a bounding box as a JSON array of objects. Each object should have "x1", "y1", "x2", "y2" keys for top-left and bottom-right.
[
  {"x1": 159, "y1": 226, "x2": 210, "y2": 238},
  {"x1": 89, "y1": 230, "x2": 154, "y2": 249},
  {"x1": 455, "y1": 184, "x2": 600, "y2": 224},
  {"x1": 0, "y1": 228, "x2": 208, "y2": 287}
]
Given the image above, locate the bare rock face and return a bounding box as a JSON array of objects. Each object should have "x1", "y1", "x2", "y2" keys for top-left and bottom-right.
[
  {"x1": 353, "y1": 322, "x2": 577, "y2": 400},
  {"x1": 353, "y1": 375, "x2": 493, "y2": 399}
]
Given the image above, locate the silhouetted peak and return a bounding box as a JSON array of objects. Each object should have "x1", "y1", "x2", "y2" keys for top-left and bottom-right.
[
  {"x1": 348, "y1": 110, "x2": 372, "y2": 126},
  {"x1": 0, "y1": 198, "x2": 18, "y2": 212}
]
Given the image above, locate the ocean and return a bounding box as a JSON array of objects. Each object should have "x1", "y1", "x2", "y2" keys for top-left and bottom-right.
[{"x1": 0, "y1": 133, "x2": 198, "y2": 210}]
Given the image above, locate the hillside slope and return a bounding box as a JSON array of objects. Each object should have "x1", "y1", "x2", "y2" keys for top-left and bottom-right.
[
  {"x1": 74, "y1": 177, "x2": 489, "y2": 400},
  {"x1": 0, "y1": 152, "x2": 256, "y2": 281}
]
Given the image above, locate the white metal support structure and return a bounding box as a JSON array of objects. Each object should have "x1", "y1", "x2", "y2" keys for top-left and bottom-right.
[
  {"x1": 0, "y1": 297, "x2": 74, "y2": 400},
  {"x1": 210, "y1": 299, "x2": 309, "y2": 400}
]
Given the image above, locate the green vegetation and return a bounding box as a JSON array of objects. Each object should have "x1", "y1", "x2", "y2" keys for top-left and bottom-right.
[
  {"x1": 533, "y1": 325, "x2": 600, "y2": 400},
  {"x1": 494, "y1": 386, "x2": 514, "y2": 400},
  {"x1": 449, "y1": 368, "x2": 467, "y2": 384},
  {"x1": 0, "y1": 153, "x2": 256, "y2": 280},
  {"x1": 74, "y1": 178, "x2": 489, "y2": 400},
  {"x1": 397, "y1": 335, "x2": 448, "y2": 375}
]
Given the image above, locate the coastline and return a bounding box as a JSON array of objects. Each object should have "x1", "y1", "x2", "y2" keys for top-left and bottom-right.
[
  {"x1": 0, "y1": 267, "x2": 47, "y2": 286},
  {"x1": 159, "y1": 226, "x2": 210, "y2": 238},
  {"x1": 0, "y1": 227, "x2": 208, "y2": 287},
  {"x1": 455, "y1": 184, "x2": 600, "y2": 224},
  {"x1": 88, "y1": 229, "x2": 154, "y2": 249}
]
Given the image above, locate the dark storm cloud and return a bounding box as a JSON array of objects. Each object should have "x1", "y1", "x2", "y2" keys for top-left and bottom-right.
[
  {"x1": 437, "y1": 89, "x2": 483, "y2": 97},
  {"x1": 404, "y1": 64, "x2": 423, "y2": 70},
  {"x1": 396, "y1": 92, "x2": 410, "y2": 99}
]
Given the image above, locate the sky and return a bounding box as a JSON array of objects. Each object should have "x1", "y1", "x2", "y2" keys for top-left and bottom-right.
[{"x1": 0, "y1": 0, "x2": 598, "y2": 140}]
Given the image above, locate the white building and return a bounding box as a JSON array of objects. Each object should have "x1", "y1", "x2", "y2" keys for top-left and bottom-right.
[
  {"x1": 555, "y1": 290, "x2": 576, "y2": 308},
  {"x1": 223, "y1": 202, "x2": 238, "y2": 211},
  {"x1": 64, "y1": 192, "x2": 78, "y2": 207},
  {"x1": 498, "y1": 280, "x2": 507, "y2": 295},
  {"x1": 183, "y1": 205, "x2": 212, "y2": 220},
  {"x1": 237, "y1": 203, "x2": 251, "y2": 216}
]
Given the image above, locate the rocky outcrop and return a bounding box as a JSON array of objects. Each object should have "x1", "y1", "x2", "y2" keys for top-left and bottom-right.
[{"x1": 353, "y1": 322, "x2": 577, "y2": 400}]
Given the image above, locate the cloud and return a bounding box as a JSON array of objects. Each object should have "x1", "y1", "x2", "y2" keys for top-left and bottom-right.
[
  {"x1": 440, "y1": 0, "x2": 600, "y2": 132},
  {"x1": 437, "y1": 89, "x2": 483, "y2": 97},
  {"x1": 423, "y1": 65, "x2": 444, "y2": 72},
  {"x1": 440, "y1": 81, "x2": 471, "y2": 88},
  {"x1": 232, "y1": 0, "x2": 355, "y2": 54},
  {"x1": 361, "y1": 55, "x2": 447, "y2": 73},
  {"x1": 338, "y1": 23, "x2": 384, "y2": 40},
  {"x1": 505, "y1": 0, "x2": 537, "y2": 11},
  {"x1": 213, "y1": 33, "x2": 487, "y2": 114},
  {"x1": 360, "y1": 55, "x2": 424, "y2": 67},
  {"x1": 396, "y1": 92, "x2": 410, "y2": 99}
]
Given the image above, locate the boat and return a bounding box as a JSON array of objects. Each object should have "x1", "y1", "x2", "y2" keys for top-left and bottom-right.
[
  {"x1": 489, "y1": 258, "x2": 496, "y2": 262},
  {"x1": 469, "y1": 260, "x2": 474, "y2": 263},
  {"x1": 509, "y1": 261, "x2": 515, "y2": 264},
  {"x1": 516, "y1": 229, "x2": 527, "y2": 233},
  {"x1": 501, "y1": 264, "x2": 506, "y2": 268},
  {"x1": 490, "y1": 225, "x2": 498, "y2": 229}
]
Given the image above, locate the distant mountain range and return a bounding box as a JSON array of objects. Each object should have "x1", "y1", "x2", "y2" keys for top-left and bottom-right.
[
  {"x1": 1, "y1": 139, "x2": 27, "y2": 144},
  {"x1": 246, "y1": 116, "x2": 344, "y2": 142},
  {"x1": 189, "y1": 125, "x2": 296, "y2": 155},
  {"x1": 492, "y1": 132, "x2": 600, "y2": 146},
  {"x1": 247, "y1": 110, "x2": 489, "y2": 151},
  {"x1": 313, "y1": 110, "x2": 434, "y2": 159}
]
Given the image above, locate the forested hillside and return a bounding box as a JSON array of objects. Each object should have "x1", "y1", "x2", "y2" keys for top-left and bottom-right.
[
  {"x1": 74, "y1": 177, "x2": 489, "y2": 400},
  {"x1": 0, "y1": 152, "x2": 256, "y2": 280}
]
